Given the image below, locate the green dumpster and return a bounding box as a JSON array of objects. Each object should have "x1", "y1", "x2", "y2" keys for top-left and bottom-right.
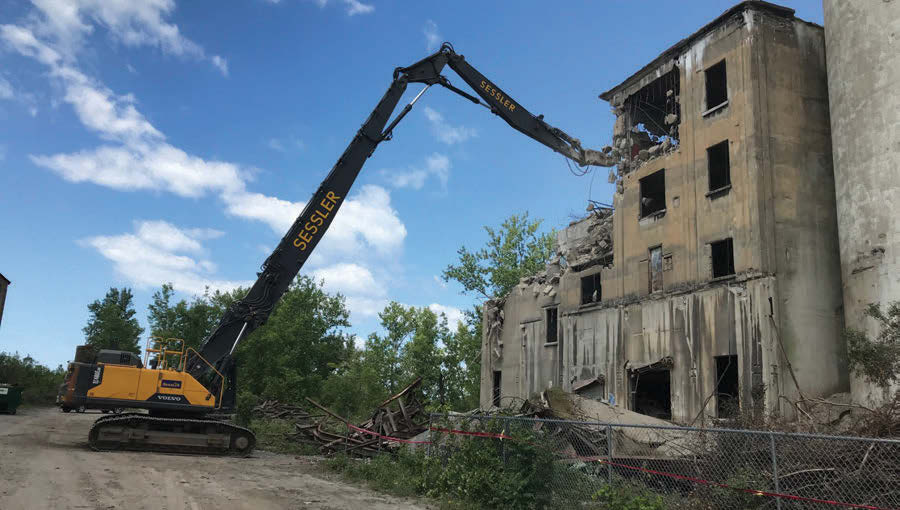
[{"x1": 0, "y1": 384, "x2": 23, "y2": 414}]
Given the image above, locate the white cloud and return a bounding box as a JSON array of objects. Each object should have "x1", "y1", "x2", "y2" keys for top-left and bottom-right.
[
  {"x1": 423, "y1": 20, "x2": 440, "y2": 52},
  {"x1": 311, "y1": 263, "x2": 382, "y2": 297},
  {"x1": 9, "y1": 1, "x2": 225, "y2": 74},
  {"x1": 433, "y1": 275, "x2": 447, "y2": 289},
  {"x1": 385, "y1": 152, "x2": 450, "y2": 191},
  {"x1": 0, "y1": 76, "x2": 12, "y2": 99},
  {"x1": 313, "y1": 0, "x2": 374, "y2": 16},
  {"x1": 428, "y1": 303, "x2": 464, "y2": 329},
  {"x1": 342, "y1": 0, "x2": 374, "y2": 16},
  {"x1": 31, "y1": 144, "x2": 245, "y2": 197},
  {"x1": 81, "y1": 220, "x2": 250, "y2": 295},
  {"x1": 266, "y1": 137, "x2": 304, "y2": 153},
  {"x1": 423, "y1": 106, "x2": 476, "y2": 145},
  {"x1": 211, "y1": 55, "x2": 228, "y2": 76},
  {"x1": 310, "y1": 263, "x2": 387, "y2": 318}
]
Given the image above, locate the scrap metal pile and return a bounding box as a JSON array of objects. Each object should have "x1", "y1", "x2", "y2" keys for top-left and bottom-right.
[{"x1": 252, "y1": 378, "x2": 429, "y2": 457}]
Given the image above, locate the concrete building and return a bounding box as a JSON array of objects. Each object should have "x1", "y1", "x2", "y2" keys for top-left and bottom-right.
[
  {"x1": 823, "y1": 1, "x2": 900, "y2": 407},
  {"x1": 480, "y1": 1, "x2": 850, "y2": 423}
]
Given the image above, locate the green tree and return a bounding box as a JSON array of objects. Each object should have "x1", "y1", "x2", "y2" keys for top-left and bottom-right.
[
  {"x1": 235, "y1": 275, "x2": 352, "y2": 403},
  {"x1": 147, "y1": 283, "x2": 230, "y2": 351},
  {"x1": 442, "y1": 212, "x2": 555, "y2": 299},
  {"x1": 0, "y1": 352, "x2": 65, "y2": 405},
  {"x1": 845, "y1": 301, "x2": 900, "y2": 388},
  {"x1": 83, "y1": 287, "x2": 144, "y2": 353},
  {"x1": 401, "y1": 307, "x2": 448, "y2": 402},
  {"x1": 443, "y1": 311, "x2": 482, "y2": 410},
  {"x1": 365, "y1": 302, "x2": 418, "y2": 395}
]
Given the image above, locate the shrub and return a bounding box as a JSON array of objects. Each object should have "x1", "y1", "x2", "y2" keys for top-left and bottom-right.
[{"x1": 590, "y1": 484, "x2": 666, "y2": 510}]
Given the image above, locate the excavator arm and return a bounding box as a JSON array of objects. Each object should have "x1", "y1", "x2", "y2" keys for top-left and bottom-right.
[{"x1": 188, "y1": 43, "x2": 616, "y2": 395}]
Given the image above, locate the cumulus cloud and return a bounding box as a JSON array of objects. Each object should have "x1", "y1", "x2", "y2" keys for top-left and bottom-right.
[
  {"x1": 385, "y1": 153, "x2": 450, "y2": 191},
  {"x1": 433, "y1": 275, "x2": 447, "y2": 289},
  {"x1": 21, "y1": 0, "x2": 230, "y2": 74},
  {"x1": 422, "y1": 106, "x2": 476, "y2": 145},
  {"x1": 310, "y1": 263, "x2": 387, "y2": 317},
  {"x1": 4, "y1": 6, "x2": 403, "y2": 326},
  {"x1": 423, "y1": 20, "x2": 440, "y2": 52},
  {"x1": 427, "y1": 303, "x2": 464, "y2": 329},
  {"x1": 81, "y1": 220, "x2": 249, "y2": 295}
]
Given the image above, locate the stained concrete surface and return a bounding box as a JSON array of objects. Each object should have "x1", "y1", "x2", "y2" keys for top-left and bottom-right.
[{"x1": 0, "y1": 407, "x2": 429, "y2": 510}]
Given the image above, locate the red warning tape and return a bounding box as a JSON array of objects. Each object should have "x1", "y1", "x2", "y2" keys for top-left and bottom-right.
[
  {"x1": 346, "y1": 423, "x2": 432, "y2": 444},
  {"x1": 426, "y1": 426, "x2": 897, "y2": 510}
]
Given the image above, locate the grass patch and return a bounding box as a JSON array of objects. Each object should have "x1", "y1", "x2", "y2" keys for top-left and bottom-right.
[{"x1": 249, "y1": 418, "x2": 318, "y2": 455}]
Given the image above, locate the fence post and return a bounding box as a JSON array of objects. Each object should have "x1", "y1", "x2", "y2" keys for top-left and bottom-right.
[
  {"x1": 606, "y1": 424, "x2": 613, "y2": 486},
  {"x1": 769, "y1": 432, "x2": 782, "y2": 510},
  {"x1": 427, "y1": 413, "x2": 434, "y2": 457},
  {"x1": 502, "y1": 417, "x2": 510, "y2": 466}
]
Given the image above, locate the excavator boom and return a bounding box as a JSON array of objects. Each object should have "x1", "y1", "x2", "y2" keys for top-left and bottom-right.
[{"x1": 62, "y1": 43, "x2": 615, "y2": 457}]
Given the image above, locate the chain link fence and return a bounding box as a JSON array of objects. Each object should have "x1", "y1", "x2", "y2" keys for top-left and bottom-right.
[{"x1": 427, "y1": 413, "x2": 900, "y2": 509}]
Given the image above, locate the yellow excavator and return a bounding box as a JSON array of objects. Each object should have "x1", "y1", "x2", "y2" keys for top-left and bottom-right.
[{"x1": 57, "y1": 42, "x2": 616, "y2": 456}]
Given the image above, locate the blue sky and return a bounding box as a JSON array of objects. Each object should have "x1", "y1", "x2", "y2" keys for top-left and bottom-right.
[{"x1": 0, "y1": 0, "x2": 824, "y2": 368}]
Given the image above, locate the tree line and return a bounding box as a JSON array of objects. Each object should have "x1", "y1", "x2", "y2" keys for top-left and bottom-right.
[{"x1": 3, "y1": 213, "x2": 554, "y2": 416}]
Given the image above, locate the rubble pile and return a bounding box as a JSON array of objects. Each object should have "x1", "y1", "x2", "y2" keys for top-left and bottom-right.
[{"x1": 252, "y1": 378, "x2": 429, "y2": 457}]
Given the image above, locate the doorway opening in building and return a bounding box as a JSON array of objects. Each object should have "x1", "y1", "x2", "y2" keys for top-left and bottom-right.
[
  {"x1": 715, "y1": 355, "x2": 739, "y2": 417},
  {"x1": 631, "y1": 368, "x2": 672, "y2": 420}
]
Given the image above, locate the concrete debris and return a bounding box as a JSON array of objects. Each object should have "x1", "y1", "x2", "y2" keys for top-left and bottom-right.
[
  {"x1": 484, "y1": 298, "x2": 505, "y2": 357},
  {"x1": 664, "y1": 113, "x2": 679, "y2": 125},
  {"x1": 557, "y1": 207, "x2": 614, "y2": 272}
]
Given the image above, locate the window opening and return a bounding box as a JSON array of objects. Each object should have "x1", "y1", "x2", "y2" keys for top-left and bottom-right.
[
  {"x1": 492, "y1": 371, "x2": 502, "y2": 407},
  {"x1": 716, "y1": 355, "x2": 739, "y2": 418},
  {"x1": 640, "y1": 169, "x2": 666, "y2": 218},
  {"x1": 705, "y1": 60, "x2": 728, "y2": 109},
  {"x1": 649, "y1": 246, "x2": 663, "y2": 293},
  {"x1": 711, "y1": 238, "x2": 735, "y2": 278},
  {"x1": 624, "y1": 67, "x2": 681, "y2": 144},
  {"x1": 546, "y1": 307, "x2": 558, "y2": 344},
  {"x1": 707, "y1": 140, "x2": 731, "y2": 191},
  {"x1": 580, "y1": 273, "x2": 602, "y2": 305},
  {"x1": 631, "y1": 369, "x2": 672, "y2": 419}
]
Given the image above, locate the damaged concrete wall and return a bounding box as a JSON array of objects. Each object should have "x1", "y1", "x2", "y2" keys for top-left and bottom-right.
[
  {"x1": 824, "y1": 1, "x2": 900, "y2": 407},
  {"x1": 481, "y1": 2, "x2": 849, "y2": 422},
  {"x1": 484, "y1": 273, "x2": 782, "y2": 423}
]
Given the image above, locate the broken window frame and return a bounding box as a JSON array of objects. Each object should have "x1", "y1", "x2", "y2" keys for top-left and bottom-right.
[
  {"x1": 580, "y1": 273, "x2": 602, "y2": 305},
  {"x1": 639, "y1": 169, "x2": 666, "y2": 219},
  {"x1": 649, "y1": 245, "x2": 664, "y2": 293},
  {"x1": 710, "y1": 237, "x2": 736, "y2": 279},
  {"x1": 623, "y1": 67, "x2": 681, "y2": 146},
  {"x1": 545, "y1": 307, "x2": 559, "y2": 345},
  {"x1": 706, "y1": 139, "x2": 731, "y2": 195},
  {"x1": 704, "y1": 60, "x2": 728, "y2": 115}
]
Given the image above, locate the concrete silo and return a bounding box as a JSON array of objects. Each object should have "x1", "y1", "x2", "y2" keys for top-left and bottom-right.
[{"x1": 823, "y1": 0, "x2": 900, "y2": 406}]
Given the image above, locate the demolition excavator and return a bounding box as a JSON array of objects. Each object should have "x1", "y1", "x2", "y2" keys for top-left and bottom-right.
[{"x1": 57, "y1": 43, "x2": 616, "y2": 455}]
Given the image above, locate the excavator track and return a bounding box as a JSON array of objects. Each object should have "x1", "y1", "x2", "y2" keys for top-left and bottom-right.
[{"x1": 88, "y1": 413, "x2": 256, "y2": 456}]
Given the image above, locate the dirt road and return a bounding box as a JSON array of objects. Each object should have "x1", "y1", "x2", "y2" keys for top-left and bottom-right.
[{"x1": 0, "y1": 407, "x2": 428, "y2": 510}]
